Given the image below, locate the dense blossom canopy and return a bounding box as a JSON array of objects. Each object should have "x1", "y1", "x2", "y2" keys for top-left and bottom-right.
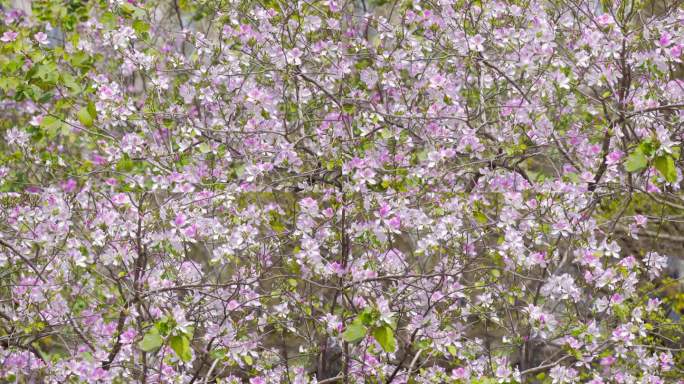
[{"x1": 1, "y1": 0, "x2": 684, "y2": 383}]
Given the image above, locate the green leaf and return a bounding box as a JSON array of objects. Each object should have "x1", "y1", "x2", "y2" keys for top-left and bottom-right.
[
  {"x1": 40, "y1": 116, "x2": 65, "y2": 139},
  {"x1": 77, "y1": 107, "x2": 94, "y2": 127},
  {"x1": 372, "y1": 324, "x2": 396, "y2": 353},
  {"x1": 154, "y1": 317, "x2": 173, "y2": 336},
  {"x1": 639, "y1": 140, "x2": 656, "y2": 157},
  {"x1": 624, "y1": 149, "x2": 647, "y2": 173},
  {"x1": 268, "y1": 211, "x2": 286, "y2": 233},
  {"x1": 654, "y1": 155, "x2": 677, "y2": 183},
  {"x1": 133, "y1": 20, "x2": 150, "y2": 35},
  {"x1": 474, "y1": 211, "x2": 487, "y2": 224},
  {"x1": 342, "y1": 319, "x2": 367, "y2": 343},
  {"x1": 87, "y1": 102, "x2": 97, "y2": 120},
  {"x1": 168, "y1": 335, "x2": 192, "y2": 362},
  {"x1": 33, "y1": 62, "x2": 58, "y2": 83},
  {"x1": 358, "y1": 309, "x2": 375, "y2": 325},
  {"x1": 209, "y1": 348, "x2": 227, "y2": 360},
  {"x1": 69, "y1": 52, "x2": 91, "y2": 70},
  {"x1": 198, "y1": 143, "x2": 211, "y2": 154},
  {"x1": 234, "y1": 163, "x2": 246, "y2": 177},
  {"x1": 116, "y1": 155, "x2": 135, "y2": 173},
  {"x1": 138, "y1": 333, "x2": 163, "y2": 352},
  {"x1": 416, "y1": 149, "x2": 428, "y2": 162},
  {"x1": 416, "y1": 338, "x2": 431, "y2": 349},
  {"x1": 120, "y1": 2, "x2": 137, "y2": 15},
  {"x1": 101, "y1": 11, "x2": 117, "y2": 28},
  {"x1": 0, "y1": 77, "x2": 20, "y2": 92},
  {"x1": 613, "y1": 303, "x2": 629, "y2": 321},
  {"x1": 61, "y1": 73, "x2": 81, "y2": 94}
]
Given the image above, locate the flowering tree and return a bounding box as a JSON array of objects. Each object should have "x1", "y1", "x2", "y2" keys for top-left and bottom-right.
[{"x1": 1, "y1": 0, "x2": 683, "y2": 382}]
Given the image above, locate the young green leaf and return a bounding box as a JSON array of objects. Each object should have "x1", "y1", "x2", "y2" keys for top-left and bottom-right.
[
  {"x1": 639, "y1": 140, "x2": 656, "y2": 157},
  {"x1": 87, "y1": 102, "x2": 97, "y2": 121},
  {"x1": 654, "y1": 155, "x2": 677, "y2": 183},
  {"x1": 41, "y1": 115, "x2": 65, "y2": 139},
  {"x1": 168, "y1": 335, "x2": 192, "y2": 362},
  {"x1": 133, "y1": 20, "x2": 150, "y2": 36},
  {"x1": 342, "y1": 319, "x2": 367, "y2": 343},
  {"x1": 372, "y1": 324, "x2": 396, "y2": 353},
  {"x1": 116, "y1": 155, "x2": 135, "y2": 173},
  {"x1": 624, "y1": 150, "x2": 647, "y2": 173},
  {"x1": 138, "y1": 333, "x2": 163, "y2": 352},
  {"x1": 358, "y1": 308, "x2": 375, "y2": 325},
  {"x1": 77, "y1": 107, "x2": 94, "y2": 127}
]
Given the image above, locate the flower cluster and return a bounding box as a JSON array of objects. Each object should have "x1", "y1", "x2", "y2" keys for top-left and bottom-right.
[{"x1": 0, "y1": 0, "x2": 683, "y2": 383}]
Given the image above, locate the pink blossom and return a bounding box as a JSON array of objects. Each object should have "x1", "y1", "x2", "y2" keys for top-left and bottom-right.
[
  {"x1": 657, "y1": 33, "x2": 672, "y2": 48},
  {"x1": 0, "y1": 2, "x2": 680, "y2": 382},
  {"x1": 470, "y1": 34, "x2": 486, "y2": 52},
  {"x1": 120, "y1": 328, "x2": 137, "y2": 344},
  {"x1": 327, "y1": 261, "x2": 346, "y2": 276},
  {"x1": 1, "y1": 30, "x2": 17, "y2": 43},
  {"x1": 173, "y1": 213, "x2": 187, "y2": 227},
  {"x1": 606, "y1": 150, "x2": 624, "y2": 165},
  {"x1": 299, "y1": 197, "x2": 319, "y2": 215},
  {"x1": 387, "y1": 216, "x2": 401, "y2": 231},
  {"x1": 452, "y1": 367, "x2": 470, "y2": 379},
  {"x1": 34, "y1": 32, "x2": 49, "y2": 45},
  {"x1": 62, "y1": 179, "x2": 77, "y2": 193}
]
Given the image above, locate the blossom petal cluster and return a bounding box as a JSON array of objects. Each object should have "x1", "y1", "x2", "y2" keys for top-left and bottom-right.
[{"x1": 0, "y1": 0, "x2": 683, "y2": 383}]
